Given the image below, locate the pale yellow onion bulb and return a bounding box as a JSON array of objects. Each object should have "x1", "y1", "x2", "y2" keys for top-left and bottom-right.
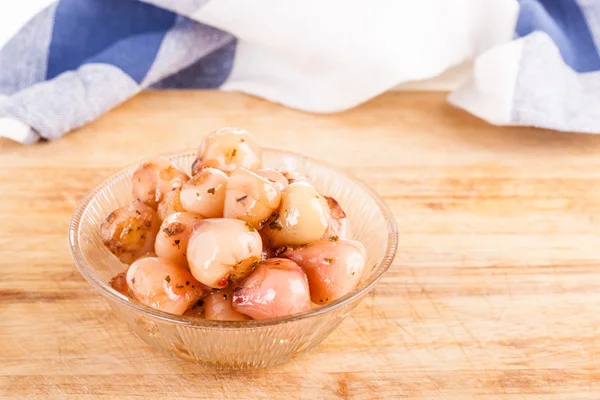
[
  {"x1": 282, "y1": 171, "x2": 309, "y2": 185},
  {"x1": 157, "y1": 186, "x2": 186, "y2": 221},
  {"x1": 192, "y1": 127, "x2": 262, "y2": 175},
  {"x1": 256, "y1": 168, "x2": 288, "y2": 192},
  {"x1": 100, "y1": 201, "x2": 161, "y2": 265},
  {"x1": 132, "y1": 157, "x2": 189, "y2": 209},
  {"x1": 187, "y1": 218, "x2": 262, "y2": 289},
  {"x1": 126, "y1": 256, "x2": 208, "y2": 315},
  {"x1": 180, "y1": 167, "x2": 228, "y2": 218},
  {"x1": 155, "y1": 212, "x2": 203, "y2": 267},
  {"x1": 262, "y1": 182, "x2": 330, "y2": 248},
  {"x1": 223, "y1": 168, "x2": 281, "y2": 229}
]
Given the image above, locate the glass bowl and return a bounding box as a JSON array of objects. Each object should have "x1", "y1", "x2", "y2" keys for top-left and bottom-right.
[{"x1": 68, "y1": 149, "x2": 398, "y2": 369}]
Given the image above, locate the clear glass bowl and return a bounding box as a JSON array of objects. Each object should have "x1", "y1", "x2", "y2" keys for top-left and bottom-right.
[{"x1": 68, "y1": 149, "x2": 398, "y2": 369}]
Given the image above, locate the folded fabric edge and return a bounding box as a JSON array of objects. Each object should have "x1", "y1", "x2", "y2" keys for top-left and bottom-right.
[
  {"x1": 0, "y1": 63, "x2": 140, "y2": 144},
  {"x1": 189, "y1": 0, "x2": 521, "y2": 114},
  {"x1": 510, "y1": 31, "x2": 600, "y2": 134},
  {"x1": 220, "y1": 40, "x2": 475, "y2": 114},
  {"x1": 0, "y1": 116, "x2": 39, "y2": 144},
  {"x1": 447, "y1": 37, "x2": 525, "y2": 126}
]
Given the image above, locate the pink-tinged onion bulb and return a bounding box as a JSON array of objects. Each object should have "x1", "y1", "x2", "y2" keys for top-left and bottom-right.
[
  {"x1": 183, "y1": 301, "x2": 205, "y2": 318},
  {"x1": 232, "y1": 258, "x2": 310, "y2": 320},
  {"x1": 100, "y1": 201, "x2": 161, "y2": 264},
  {"x1": 109, "y1": 271, "x2": 129, "y2": 297},
  {"x1": 192, "y1": 127, "x2": 262, "y2": 175},
  {"x1": 323, "y1": 196, "x2": 350, "y2": 239},
  {"x1": 283, "y1": 239, "x2": 366, "y2": 304},
  {"x1": 132, "y1": 157, "x2": 189, "y2": 209},
  {"x1": 180, "y1": 167, "x2": 228, "y2": 218},
  {"x1": 204, "y1": 288, "x2": 251, "y2": 321},
  {"x1": 126, "y1": 256, "x2": 208, "y2": 315},
  {"x1": 223, "y1": 168, "x2": 281, "y2": 229},
  {"x1": 187, "y1": 218, "x2": 262, "y2": 289},
  {"x1": 155, "y1": 212, "x2": 203, "y2": 267}
]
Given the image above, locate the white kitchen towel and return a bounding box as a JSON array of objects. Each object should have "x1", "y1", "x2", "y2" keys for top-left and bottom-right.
[{"x1": 0, "y1": 0, "x2": 598, "y2": 144}]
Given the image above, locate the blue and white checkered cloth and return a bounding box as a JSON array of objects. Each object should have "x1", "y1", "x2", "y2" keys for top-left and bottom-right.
[{"x1": 1, "y1": 0, "x2": 599, "y2": 144}]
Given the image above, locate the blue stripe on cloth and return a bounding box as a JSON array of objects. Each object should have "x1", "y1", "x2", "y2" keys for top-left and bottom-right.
[
  {"x1": 47, "y1": 0, "x2": 176, "y2": 83},
  {"x1": 140, "y1": 15, "x2": 234, "y2": 87},
  {"x1": 516, "y1": 0, "x2": 600, "y2": 72},
  {"x1": 151, "y1": 39, "x2": 237, "y2": 89}
]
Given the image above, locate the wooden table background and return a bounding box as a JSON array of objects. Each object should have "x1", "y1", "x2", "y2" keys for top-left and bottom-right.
[{"x1": 1, "y1": 91, "x2": 600, "y2": 399}]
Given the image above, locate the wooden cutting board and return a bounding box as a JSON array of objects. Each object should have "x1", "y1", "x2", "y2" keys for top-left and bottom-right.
[{"x1": 1, "y1": 91, "x2": 600, "y2": 399}]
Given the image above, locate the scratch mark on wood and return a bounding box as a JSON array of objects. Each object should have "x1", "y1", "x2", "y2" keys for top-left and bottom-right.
[
  {"x1": 422, "y1": 287, "x2": 476, "y2": 369},
  {"x1": 335, "y1": 375, "x2": 349, "y2": 400},
  {"x1": 394, "y1": 320, "x2": 418, "y2": 343},
  {"x1": 424, "y1": 372, "x2": 442, "y2": 397}
]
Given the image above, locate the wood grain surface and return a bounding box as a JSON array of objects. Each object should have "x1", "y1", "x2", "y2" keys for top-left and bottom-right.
[{"x1": 1, "y1": 91, "x2": 600, "y2": 399}]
